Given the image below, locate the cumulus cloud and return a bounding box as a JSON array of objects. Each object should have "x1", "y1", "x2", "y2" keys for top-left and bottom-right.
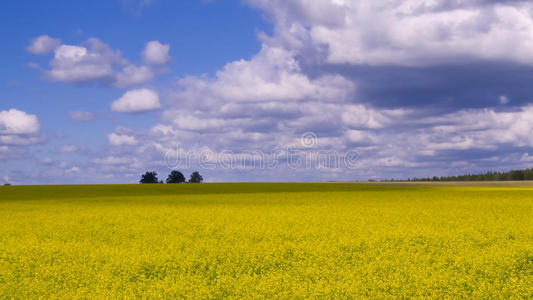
[
  {"x1": 27, "y1": 35, "x2": 61, "y2": 54},
  {"x1": 418, "y1": 106, "x2": 533, "y2": 150},
  {"x1": 0, "y1": 109, "x2": 40, "y2": 135},
  {"x1": 31, "y1": 37, "x2": 154, "y2": 87},
  {"x1": 47, "y1": 41, "x2": 117, "y2": 83},
  {"x1": 69, "y1": 111, "x2": 95, "y2": 121},
  {"x1": 247, "y1": 0, "x2": 533, "y2": 66},
  {"x1": 158, "y1": 43, "x2": 356, "y2": 150},
  {"x1": 345, "y1": 129, "x2": 377, "y2": 145},
  {"x1": 142, "y1": 41, "x2": 171, "y2": 65},
  {"x1": 114, "y1": 65, "x2": 154, "y2": 88},
  {"x1": 178, "y1": 46, "x2": 353, "y2": 103},
  {"x1": 0, "y1": 109, "x2": 42, "y2": 149},
  {"x1": 108, "y1": 132, "x2": 139, "y2": 146},
  {"x1": 111, "y1": 88, "x2": 161, "y2": 113}
]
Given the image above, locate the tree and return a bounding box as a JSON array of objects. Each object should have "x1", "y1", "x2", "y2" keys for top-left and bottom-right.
[
  {"x1": 511, "y1": 170, "x2": 525, "y2": 181},
  {"x1": 188, "y1": 171, "x2": 203, "y2": 183},
  {"x1": 140, "y1": 171, "x2": 159, "y2": 184},
  {"x1": 166, "y1": 170, "x2": 186, "y2": 183}
]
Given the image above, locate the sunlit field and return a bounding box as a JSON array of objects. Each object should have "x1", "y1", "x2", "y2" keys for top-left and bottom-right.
[{"x1": 1, "y1": 183, "x2": 532, "y2": 298}]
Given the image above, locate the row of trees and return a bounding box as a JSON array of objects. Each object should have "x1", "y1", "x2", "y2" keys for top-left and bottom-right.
[
  {"x1": 407, "y1": 168, "x2": 533, "y2": 182},
  {"x1": 140, "y1": 171, "x2": 203, "y2": 184}
]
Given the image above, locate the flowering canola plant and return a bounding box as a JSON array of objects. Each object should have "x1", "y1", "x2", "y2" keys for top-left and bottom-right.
[{"x1": 0, "y1": 183, "x2": 532, "y2": 298}]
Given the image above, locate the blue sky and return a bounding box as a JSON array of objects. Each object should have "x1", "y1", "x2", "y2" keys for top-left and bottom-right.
[
  {"x1": 2, "y1": 0, "x2": 266, "y2": 142},
  {"x1": 3, "y1": 0, "x2": 533, "y2": 184}
]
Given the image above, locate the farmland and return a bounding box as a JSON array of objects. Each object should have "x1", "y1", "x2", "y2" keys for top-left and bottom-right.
[{"x1": 0, "y1": 183, "x2": 532, "y2": 298}]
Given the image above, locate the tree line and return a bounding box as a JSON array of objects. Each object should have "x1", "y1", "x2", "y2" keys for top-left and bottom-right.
[
  {"x1": 140, "y1": 171, "x2": 203, "y2": 184},
  {"x1": 405, "y1": 168, "x2": 533, "y2": 182}
]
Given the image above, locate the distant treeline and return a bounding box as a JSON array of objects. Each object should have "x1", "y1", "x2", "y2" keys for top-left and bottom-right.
[{"x1": 402, "y1": 168, "x2": 533, "y2": 182}]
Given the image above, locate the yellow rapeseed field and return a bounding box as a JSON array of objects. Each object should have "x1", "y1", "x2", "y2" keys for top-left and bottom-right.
[{"x1": 0, "y1": 183, "x2": 532, "y2": 298}]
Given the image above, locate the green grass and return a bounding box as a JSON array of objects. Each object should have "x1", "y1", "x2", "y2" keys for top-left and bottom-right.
[{"x1": 0, "y1": 183, "x2": 532, "y2": 298}]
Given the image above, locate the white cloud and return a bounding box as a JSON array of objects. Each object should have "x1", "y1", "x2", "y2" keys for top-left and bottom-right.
[
  {"x1": 0, "y1": 109, "x2": 42, "y2": 148},
  {"x1": 345, "y1": 129, "x2": 377, "y2": 144},
  {"x1": 114, "y1": 65, "x2": 154, "y2": 88},
  {"x1": 0, "y1": 109, "x2": 40, "y2": 135},
  {"x1": 341, "y1": 105, "x2": 409, "y2": 129},
  {"x1": 247, "y1": 0, "x2": 533, "y2": 66},
  {"x1": 111, "y1": 88, "x2": 161, "y2": 113},
  {"x1": 150, "y1": 124, "x2": 176, "y2": 136},
  {"x1": 211, "y1": 46, "x2": 352, "y2": 102},
  {"x1": 69, "y1": 111, "x2": 95, "y2": 121},
  {"x1": 66, "y1": 166, "x2": 81, "y2": 173},
  {"x1": 108, "y1": 132, "x2": 139, "y2": 146},
  {"x1": 27, "y1": 35, "x2": 61, "y2": 54},
  {"x1": 47, "y1": 42, "x2": 115, "y2": 83},
  {"x1": 93, "y1": 156, "x2": 132, "y2": 165},
  {"x1": 170, "y1": 114, "x2": 226, "y2": 131},
  {"x1": 34, "y1": 38, "x2": 154, "y2": 87},
  {"x1": 392, "y1": 106, "x2": 533, "y2": 158},
  {"x1": 174, "y1": 45, "x2": 354, "y2": 104},
  {"x1": 142, "y1": 41, "x2": 171, "y2": 65}
]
